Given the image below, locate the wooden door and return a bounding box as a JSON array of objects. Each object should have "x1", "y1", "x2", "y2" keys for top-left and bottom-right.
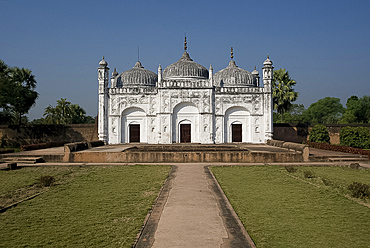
[
  {"x1": 232, "y1": 124, "x2": 242, "y2": 142},
  {"x1": 129, "y1": 124, "x2": 140, "y2": 143},
  {"x1": 180, "y1": 124, "x2": 191, "y2": 143}
]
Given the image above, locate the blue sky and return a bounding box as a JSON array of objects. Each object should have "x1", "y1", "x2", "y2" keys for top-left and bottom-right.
[{"x1": 1, "y1": 0, "x2": 369, "y2": 120}]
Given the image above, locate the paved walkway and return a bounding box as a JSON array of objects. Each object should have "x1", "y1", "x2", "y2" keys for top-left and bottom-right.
[{"x1": 136, "y1": 164, "x2": 254, "y2": 248}]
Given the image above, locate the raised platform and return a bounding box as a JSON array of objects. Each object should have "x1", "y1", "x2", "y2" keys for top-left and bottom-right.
[{"x1": 69, "y1": 143, "x2": 304, "y2": 163}]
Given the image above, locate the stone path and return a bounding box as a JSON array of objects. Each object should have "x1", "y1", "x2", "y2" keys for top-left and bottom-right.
[{"x1": 135, "y1": 164, "x2": 255, "y2": 248}]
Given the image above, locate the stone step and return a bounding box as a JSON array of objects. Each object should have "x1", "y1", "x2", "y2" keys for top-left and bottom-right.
[
  {"x1": 1, "y1": 157, "x2": 44, "y2": 164},
  {"x1": 328, "y1": 157, "x2": 369, "y2": 162}
]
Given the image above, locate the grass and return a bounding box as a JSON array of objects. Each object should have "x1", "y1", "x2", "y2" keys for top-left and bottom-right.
[
  {"x1": 0, "y1": 165, "x2": 171, "y2": 247},
  {"x1": 211, "y1": 165, "x2": 370, "y2": 248}
]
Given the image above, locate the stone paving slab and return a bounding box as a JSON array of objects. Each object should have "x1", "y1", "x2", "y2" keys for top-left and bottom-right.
[{"x1": 136, "y1": 164, "x2": 255, "y2": 248}]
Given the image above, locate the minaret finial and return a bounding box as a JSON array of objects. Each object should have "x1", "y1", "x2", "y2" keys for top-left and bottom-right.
[
  {"x1": 103, "y1": 56, "x2": 105, "y2": 60},
  {"x1": 184, "y1": 33, "x2": 187, "y2": 51},
  {"x1": 231, "y1": 47, "x2": 234, "y2": 60},
  {"x1": 267, "y1": 54, "x2": 269, "y2": 59},
  {"x1": 138, "y1": 46, "x2": 140, "y2": 61}
]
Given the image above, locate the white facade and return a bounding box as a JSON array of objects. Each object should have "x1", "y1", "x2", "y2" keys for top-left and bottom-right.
[{"x1": 98, "y1": 48, "x2": 273, "y2": 144}]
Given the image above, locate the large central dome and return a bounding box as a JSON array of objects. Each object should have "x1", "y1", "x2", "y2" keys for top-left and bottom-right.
[{"x1": 163, "y1": 52, "x2": 209, "y2": 79}]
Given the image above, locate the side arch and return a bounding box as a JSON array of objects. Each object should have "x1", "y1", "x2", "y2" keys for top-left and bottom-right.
[{"x1": 121, "y1": 107, "x2": 147, "y2": 143}]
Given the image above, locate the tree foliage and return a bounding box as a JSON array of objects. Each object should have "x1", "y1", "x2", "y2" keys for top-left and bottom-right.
[
  {"x1": 0, "y1": 59, "x2": 38, "y2": 125},
  {"x1": 43, "y1": 98, "x2": 94, "y2": 124},
  {"x1": 340, "y1": 126, "x2": 370, "y2": 149},
  {"x1": 304, "y1": 97, "x2": 344, "y2": 124},
  {"x1": 273, "y1": 69, "x2": 299, "y2": 122},
  {"x1": 340, "y1": 95, "x2": 370, "y2": 124},
  {"x1": 309, "y1": 124, "x2": 330, "y2": 143}
]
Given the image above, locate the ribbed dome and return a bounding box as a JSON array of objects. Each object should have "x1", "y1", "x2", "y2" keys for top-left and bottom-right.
[
  {"x1": 116, "y1": 61, "x2": 158, "y2": 87},
  {"x1": 213, "y1": 60, "x2": 255, "y2": 87},
  {"x1": 163, "y1": 52, "x2": 209, "y2": 79}
]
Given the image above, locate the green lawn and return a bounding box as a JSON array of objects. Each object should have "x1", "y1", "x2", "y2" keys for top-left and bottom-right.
[
  {"x1": 0, "y1": 165, "x2": 171, "y2": 247},
  {"x1": 211, "y1": 165, "x2": 370, "y2": 248}
]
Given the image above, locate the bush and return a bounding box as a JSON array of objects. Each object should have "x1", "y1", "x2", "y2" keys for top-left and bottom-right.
[
  {"x1": 348, "y1": 182, "x2": 370, "y2": 199},
  {"x1": 285, "y1": 165, "x2": 297, "y2": 173},
  {"x1": 37, "y1": 175, "x2": 55, "y2": 187},
  {"x1": 303, "y1": 171, "x2": 315, "y2": 178},
  {"x1": 340, "y1": 126, "x2": 370, "y2": 149},
  {"x1": 309, "y1": 124, "x2": 330, "y2": 143}
]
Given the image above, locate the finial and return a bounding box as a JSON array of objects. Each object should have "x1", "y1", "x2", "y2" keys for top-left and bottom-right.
[
  {"x1": 231, "y1": 47, "x2": 234, "y2": 60},
  {"x1": 103, "y1": 56, "x2": 105, "y2": 60},
  {"x1": 267, "y1": 55, "x2": 269, "y2": 59},
  {"x1": 138, "y1": 46, "x2": 140, "y2": 62},
  {"x1": 184, "y1": 33, "x2": 187, "y2": 51},
  {"x1": 254, "y1": 66, "x2": 256, "y2": 70}
]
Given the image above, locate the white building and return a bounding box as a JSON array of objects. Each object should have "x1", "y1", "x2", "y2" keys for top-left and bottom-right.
[{"x1": 98, "y1": 43, "x2": 273, "y2": 144}]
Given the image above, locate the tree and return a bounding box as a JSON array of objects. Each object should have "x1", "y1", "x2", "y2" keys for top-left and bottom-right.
[
  {"x1": 43, "y1": 98, "x2": 94, "y2": 124},
  {"x1": 272, "y1": 69, "x2": 299, "y2": 122},
  {"x1": 273, "y1": 104, "x2": 306, "y2": 123},
  {"x1": 0, "y1": 59, "x2": 38, "y2": 125},
  {"x1": 303, "y1": 97, "x2": 344, "y2": 124},
  {"x1": 309, "y1": 124, "x2": 330, "y2": 143},
  {"x1": 340, "y1": 95, "x2": 370, "y2": 123}
]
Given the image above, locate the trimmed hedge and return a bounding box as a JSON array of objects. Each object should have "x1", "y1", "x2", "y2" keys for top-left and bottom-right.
[
  {"x1": 340, "y1": 126, "x2": 370, "y2": 149},
  {"x1": 309, "y1": 124, "x2": 330, "y2": 143},
  {"x1": 306, "y1": 141, "x2": 370, "y2": 159}
]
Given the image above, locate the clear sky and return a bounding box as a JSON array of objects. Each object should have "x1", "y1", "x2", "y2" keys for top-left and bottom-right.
[{"x1": 1, "y1": 0, "x2": 369, "y2": 120}]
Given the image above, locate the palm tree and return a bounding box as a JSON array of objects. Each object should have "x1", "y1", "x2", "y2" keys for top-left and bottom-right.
[
  {"x1": 273, "y1": 69, "x2": 299, "y2": 123},
  {"x1": 8, "y1": 67, "x2": 38, "y2": 125}
]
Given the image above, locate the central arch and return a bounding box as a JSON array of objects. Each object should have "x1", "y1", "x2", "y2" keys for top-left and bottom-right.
[
  {"x1": 224, "y1": 106, "x2": 250, "y2": 143},
  {"x1": 172, "y1": 102, "x2": 199, "y2": 143}
]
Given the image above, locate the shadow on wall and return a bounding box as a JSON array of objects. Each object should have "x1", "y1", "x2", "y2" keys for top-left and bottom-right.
[
  {"x1": 273, "y1": 123, "x2": 309, "y2": 143},
  {"x1": 0, "y1": 124, "x2": 97, "y2": 146}
]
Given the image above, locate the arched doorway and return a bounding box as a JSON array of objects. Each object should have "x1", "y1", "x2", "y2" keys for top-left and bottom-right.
[
  {"x1": 172, "y1": 103, "x2": 199, "y2": 143},
  {"x1": 231, "y1": 122, "x2": 242, "y2": 142},
  {"x1": 129, "y1": 124, "x2": 140, "y2": 143},
  {"x1": 121, "y1": 107, "x2": 146, "y2": 143},
  {"x1": 179, "y1": 121, "x2": 191, "y2": 143},
  {"x1": 224, "y1": 106, "x2": 250, "y2": 143}
]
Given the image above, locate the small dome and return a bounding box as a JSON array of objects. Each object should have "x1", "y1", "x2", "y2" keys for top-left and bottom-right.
[
  {"x1": 163, "y1": 52, "x2": 209, "y2": 79},
  {"x1": 99, "y1": 57, "x2": 108, "y2": 67},
  {"x1": 252, "y1": 66, "x2": 259, "y2": 76},
  {"x1": 214, "y1": 60, "x2": 255, "y2": 87},
  {"x1": 116, "y1": 61, "x2": 158, "y2": 87},
  {"x1": 263, "y1": 55, "x2": 273, "y2": 66}
]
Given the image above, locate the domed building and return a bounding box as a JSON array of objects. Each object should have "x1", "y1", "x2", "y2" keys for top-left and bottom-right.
[{"x1": 97, "y1": 42, "x2": 273, "y2": 144}]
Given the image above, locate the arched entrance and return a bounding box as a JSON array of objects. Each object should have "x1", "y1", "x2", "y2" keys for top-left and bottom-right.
[
  {"x1": 224, "y1": 106, "x2": 250, "y2": 143},
  {"x1": 180, "y1": 121, "x2": 191, "y2": 143},
  {"x1": 121, "y1": 107, "x2": 146, "y2": 143},
  {"x1": 129, "y1": 124, "x2": 140, "y2": 143},
  {"x1": 231, "y1": 122, "x2": 242, "y2": 142},
  {"x1": 172, "y1": 103, "x2": 199, "y2": 143}
]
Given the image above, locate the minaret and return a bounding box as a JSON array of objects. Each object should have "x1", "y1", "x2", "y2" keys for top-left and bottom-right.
[
  {"x1": 209, "y1": 64, "x2": 213, "y2": 83},
  {"x1": 158, "y1": 64, "x2": 162, "y2": 86},
  {"x1": 262, "y1": 55, "x2": 274, "y2": 141},
  {"x1": 252, "y1": 66, "x2": 260, "y2": 86},
  {"x1": 98, "y1": 56, "x2": 109, "y2": 144}
]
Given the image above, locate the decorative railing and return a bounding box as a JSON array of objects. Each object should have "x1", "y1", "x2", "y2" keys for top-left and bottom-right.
[
  {"x1": 159, "y1": 79, "x2": 211, "y2": 88},
  {"x1": 109, "y1": 87, "x2": 158, "y2": 95},
  {"x1": 215, "y1": 86, "x2": 264, "y2": 94}
]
